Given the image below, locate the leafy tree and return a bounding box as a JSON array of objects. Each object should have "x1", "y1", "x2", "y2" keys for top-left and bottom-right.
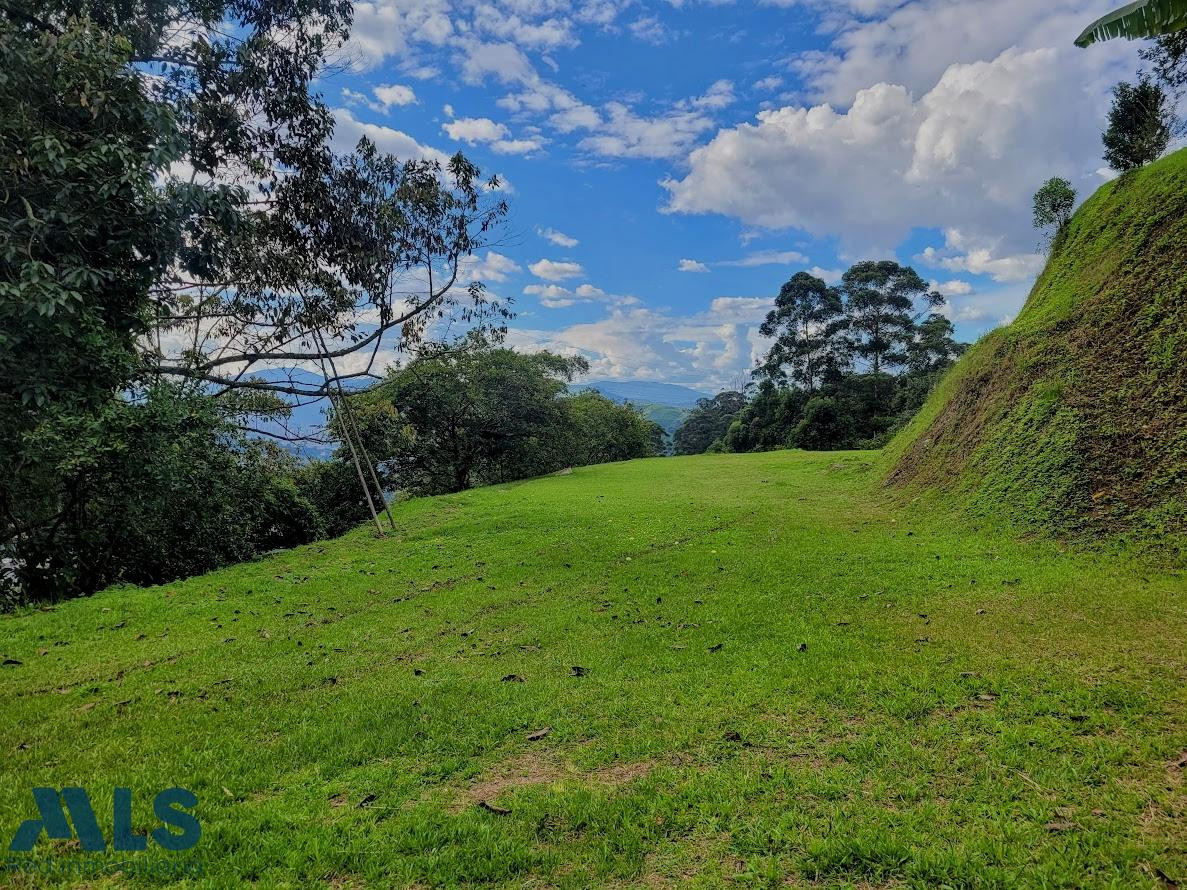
[
  {"x1": 359, "y1": 335, "x2": 587, "y2": 494},
  {"x1": 563, "y1": 392, "x2": 665, "y2": 465},
  {"x1": 2, "y1": 385, "x2": 322, "y2": 602},
  {"x1": 722, "y1": 382, "x2": 807, "y2": 453},
  {"x1": 906, "y1": 314, "x2": 965, "y2": 377},
  {"x1": 1, "y1": 1, "x2": 509, "y2": 598},
  {"x1": 757, "y1": 272, "x2": 849, "y2": 391},
  {"x1": 673, "y1": 392, "x2": 747, "y2": 455},
  {"x1": 1103, "y1": 78, "x2": 1174, "y2": 172},
  {"x1": 841, "y1": 261, "x2": 943, "y2": 384},
  {"x1": 1141, "y1": 31, "x2": 1187, "y2": 92},
  {"x1": 1033, "y1": 177, "x2": 1077, "y2": 240}
]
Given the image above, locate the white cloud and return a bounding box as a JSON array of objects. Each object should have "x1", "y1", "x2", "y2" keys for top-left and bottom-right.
[
  {"x1": 664, "y1": 45, "x2": 1126, "y2": 271},
  {"x1": 331, "y1": 108, "x2": 449, "y2": 163},
  {"x1": 691, "y1": 79, "x2": 736, "y2": 110},
  {"x1": 718, "y1": 249, "x2": 809, "y2": 267},
  {"x1": 538, "y1": 227, "x2": 579, "y2": 247},
  {"x1": 578, "y1": 100, "x2": 715, "y2": 159},
  {"x1": 373, "y1": 83, "x2": 417, "y2": 108},
  {"x1": 348, "y1": 0, "x2": 454, "y2": 68},
  {"x1": 443, "y1": 116, "x2": 509, "y2": 143},
  {"x1": 930, "y1": 278, "x2": 973, "y2": 296},
  {"x1": 917, "y1": 229, "x2": 1045, "y2": 283},
  {"x1": 678, "y1": 258, "x2": 710, "y2": 273},
  {"x1": 787, "y1": 0, "x2": 1132, "y2": 106},
  {"x1": 753, "y1": 75, "x2": 785, "y2": 91},
  {"x1": 342, "y1": 84, "x2": 418, "y2": 114},
  {"x1": 524, "y1": 281, "x2": 638, "y2": 309},
  {"x1": 529, "y1": 258, "x2": 585, "y2": 281},
  {"x1": 807, "y1": 266, "x2": 844, "y2": 283},
  {"x1": 471, "y1": 6, "x2": 577, "y2": 51},
  {"x1": 505, "y1": 296, "x2": 776, "y2": 388},
  {"x1": 460, "y1": 250, "x2": 521, "y2": 284},
  {"x1": 629, "y1": 15, "x2": 671, "y2": 44},
  {"x1": 441, "y1": 116, "x2": 543, "y2": 154}
]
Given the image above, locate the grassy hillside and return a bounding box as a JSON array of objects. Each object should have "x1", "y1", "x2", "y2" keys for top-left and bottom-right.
[
  {"x1": 887, "y1": 149, "x2": 1187, "y2": 550},
  {"x1": 2, "y1": 453, "x2": 1185, "y2": 887}
]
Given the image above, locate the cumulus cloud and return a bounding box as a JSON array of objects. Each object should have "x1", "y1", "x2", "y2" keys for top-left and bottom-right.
[
  {"x1": 931, "y1": 278, "x2": 973, "y2": 296},
  {"x1": 664, "y1": 45, "x2": 1125, "y2": 272},
  {"x1": 459, "y1": 251, "x2": 521, "y2": 284},
  {"x1": 505, "y1": 296, "x2": 776, "y2": 388},
  {"x1": 577, "y1": 100, "x2": 715, "y2": 159},
  {"x1": 529, "y1": 259, "x2": 585, "y2": 281},
  {"x1": 538, "y1": 227, "x2": 579, "y2": 247},
  {"x1": 373, "y1": 83, "x2": 417, "y2": 108},
  {"x1": 787, "y1": 0, "x2": 1132, "y2": 106},
  {"x1": 349, "y1": 0, "x2": 454, "y2": 68},
  {"x1": 441, "y1": 116, "x2": 543, "y2": 154},
  {"x1": 331, "y1": 108, "x2": 449, "y2": 163},
  {"x1": 678, "y1": 258, "x2": 710, "y2": 273}
]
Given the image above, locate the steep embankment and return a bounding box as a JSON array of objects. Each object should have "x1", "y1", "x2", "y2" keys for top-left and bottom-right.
[{"x1": 888, "y1": 149, "x2": 1187, "y2": 550}]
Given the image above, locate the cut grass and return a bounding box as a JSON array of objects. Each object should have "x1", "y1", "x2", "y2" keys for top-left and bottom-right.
[{"x1": 1, "y1": 452, "x2": 1185, "y2": 887}]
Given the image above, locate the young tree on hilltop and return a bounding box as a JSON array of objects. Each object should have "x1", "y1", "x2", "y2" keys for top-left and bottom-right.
[
  {"x1": 841, "y1": 261, "x2": 943, "y2": 387},
  {"x1": 757, "y1": 272, "x2": 849, "y2": 392},
  {"x1": 1103, "y1": 78, "x2": 1174, "y2": 172},
  {"x1": 1033, "y1": 178, "x2": 1077, "y2": 243}
]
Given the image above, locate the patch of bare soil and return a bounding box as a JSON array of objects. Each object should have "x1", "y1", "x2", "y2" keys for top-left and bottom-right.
[{"x1": 459, "y1": 750, "x2": 658, "y2": 811}]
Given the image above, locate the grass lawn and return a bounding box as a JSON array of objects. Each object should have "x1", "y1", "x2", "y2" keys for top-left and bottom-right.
[{"x1": 1, "y1": 451, "x2": 1184, "y2": 888}]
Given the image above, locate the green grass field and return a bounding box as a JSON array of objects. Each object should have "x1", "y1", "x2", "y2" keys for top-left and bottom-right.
[{"x1": 2, "y1": 452, "x2": 1185, "y2": 888}]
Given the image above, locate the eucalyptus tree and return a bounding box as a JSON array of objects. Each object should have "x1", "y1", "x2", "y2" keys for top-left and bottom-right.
[{"x1": 757, "y1": 272, "x2": 849, "y2": 392}]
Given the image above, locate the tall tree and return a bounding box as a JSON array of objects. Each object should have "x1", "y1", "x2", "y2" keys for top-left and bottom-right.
[
  {"x1": 1102, "y1": 78, "x2": 1174, "y2": 171},
  {"x1": 840, "y1": 261, "x2": 943, "y2": 379},
  {"x1": 757, "y1": 272, "x2": 848, "y2": 391}
]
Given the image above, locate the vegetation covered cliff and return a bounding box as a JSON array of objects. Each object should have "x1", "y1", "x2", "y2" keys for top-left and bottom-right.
[{"x1": 887, "y1": 148, "x2": 1187, "y2": 552}]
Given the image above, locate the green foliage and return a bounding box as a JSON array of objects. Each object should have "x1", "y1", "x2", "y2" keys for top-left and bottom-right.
[
  {"x1": 563, "y1": 391, "x2": 666, "y2": 466},
  {"x1": 842, "y1": 261, "x2": 943, "y2": 376},
  {"x1": 672, "y1": 391, "x2": 748, "y2": 455},
  {"x1": 889, "y1": 148, "x2": 1187, "y2": 551},
  {"x1": 0, "y1": 17, "x2": 176, "y2": 413},
  {"x1": 757, "y1": 272, "x2": 848, "y2": 390},
  {"x1": 2, "y1": 452, "x2": 1184, "y2": 885},
  {"x1": 1032, "y1": 177, "x2": 1077, "y2": 237},
  {"x1": 1075, "y1": 0, "x2": 1187, "y2": 47},
  {"x1": 293, "y1": 459, "x2": 377, "y2": 539},
  {"x1": 1102, "y1": 78, "x2": 1174, "y2": 172},
  {"x1": 2, "y1": 385, "x2": 323, "y2": 603},
  {"x1": 709, "y1": 266, "x2": 963, "y2": 457},
  {"x1": 1143, "y1": 30, "x2": 1187, "y2": 96},
  {"x1": 342, "y1": 336, "x2": 659, "y2": 497}
]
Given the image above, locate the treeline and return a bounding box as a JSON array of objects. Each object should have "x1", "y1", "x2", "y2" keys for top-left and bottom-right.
[
  {"x1": 0, "y1": 337, "x2": 659, "y2": 604},
  {"x1": 674, "y1": 261, "x2": 966, "y2": 455},
  {"x1": 325, "y1": 333, "x2": 662, "y2": 513}
]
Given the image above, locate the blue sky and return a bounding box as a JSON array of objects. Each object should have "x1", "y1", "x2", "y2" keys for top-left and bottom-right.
[{"x1": 322, "y1": 0, "x2": 1143, "y2": 390}]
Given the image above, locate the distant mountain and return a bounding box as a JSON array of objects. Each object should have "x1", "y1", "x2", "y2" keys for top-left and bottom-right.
[{"x1": 571, "y1": 380, "x2": 709, "y2": 410}]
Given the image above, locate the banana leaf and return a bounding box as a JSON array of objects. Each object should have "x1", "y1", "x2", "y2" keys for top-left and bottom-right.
[{"x1": 1075, "y1": 0, "x2": 1187, "y2": 47}]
